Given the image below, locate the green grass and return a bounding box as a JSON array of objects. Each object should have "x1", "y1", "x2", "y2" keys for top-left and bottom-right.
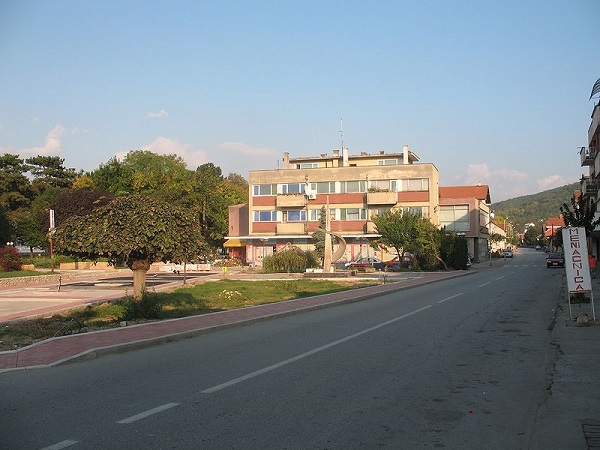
[
  {"x1": 0, "y1": 278, "x2": 375, "y2": 350},
  {"x1": 0, "y1": 270, "x2": 56, "y2": 278}
]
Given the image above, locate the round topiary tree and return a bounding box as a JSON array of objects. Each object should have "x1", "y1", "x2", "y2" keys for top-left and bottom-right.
[{"x1": 53, "y1": 195, "x2": 208, "y2": 300}]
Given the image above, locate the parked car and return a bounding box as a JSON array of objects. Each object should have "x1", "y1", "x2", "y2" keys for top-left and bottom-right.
[
  {"x1": 546, "y1": 252, "x2": 565, "y2": 268},
  {"x1": 502, "y1": 249, "x2": 513, "y2": 258},
  {"x1": 381, "y1": 252, "x2": 416, "y2": 271},
  {"x1": 345, "y1": 257, "x2": 383, "y2": 270}
]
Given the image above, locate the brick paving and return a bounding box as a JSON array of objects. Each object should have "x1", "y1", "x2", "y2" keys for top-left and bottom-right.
[{"x1": 0, "y1": 271, "x2": 466, "y2": 371}]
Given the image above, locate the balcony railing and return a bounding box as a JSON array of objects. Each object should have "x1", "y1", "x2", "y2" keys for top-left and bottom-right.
[
  {"x1": 276, "y1": 194, "x2": 306, "y2": 208},
  {"x1": 582, "y1": 178, "x2": 599, "y2": 197},
  {"x1": 276, "y1": 222, "x2": 307, "y2": 235},
  {"x1": 366, "y1": 191, "x2": 398, "y2": 205},
  {"x1": 580, "y1": 146, "x2": 597, "y2": 167}
]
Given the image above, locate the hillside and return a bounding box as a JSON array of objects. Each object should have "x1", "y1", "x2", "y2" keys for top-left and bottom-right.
[{"x1": 492, "y1": 182, "x2": 579, "y2": 231}]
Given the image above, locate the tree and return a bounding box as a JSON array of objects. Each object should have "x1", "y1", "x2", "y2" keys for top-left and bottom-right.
[
  {"x1": 25, "y1": 155, "x2": 76, "y2": 194},
  {"x1": 0, "y1": 153, "x2": 32, "y2": 213},
  {"x1": 560, "y1": 195, "x2": 600, "y2": 236},
  {"x1": 53, "y1": 195, "x2": 209, "y2": 300},
  {"x1": 0, "y1": 205, "x2": 11, "y2": 244},
  {"x1": 371, "y1": 210, "x2": 421, "y2": 260},
  {"x1": 312, "y1": 206, "x2": 327, "y2": 262},
  {"x1": 51, "y1": 188, "x2": 114, "y2": 227}
]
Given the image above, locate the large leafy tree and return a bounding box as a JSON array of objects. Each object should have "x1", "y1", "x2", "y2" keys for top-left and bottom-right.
[
  {"x1": 51, "y1": 188, "x2": 115, "y2": 227},
  {"x1": 371, "y1": 210, "x2": 421, "y2": 259},
  {"x1": 0, "y1": 205, "x2": 11, "y2": 244},
  {"x1": 53, "y1": 195, "x2": 209, "y2": 299}
]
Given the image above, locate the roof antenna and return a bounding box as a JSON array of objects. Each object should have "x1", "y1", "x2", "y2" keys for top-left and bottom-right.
[{"x1": 339, "y1": 118, "x2": 344, "y2": 151}]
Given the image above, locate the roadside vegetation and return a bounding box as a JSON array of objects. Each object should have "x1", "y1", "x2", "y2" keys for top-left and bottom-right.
[{"x1": 0, "y1": 278, "x2": 376, "y2": 351}]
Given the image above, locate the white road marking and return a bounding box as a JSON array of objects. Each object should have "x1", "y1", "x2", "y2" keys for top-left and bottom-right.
[
  {"x1": 496, "y1": 276, "x2": 505, "y2": 280},
  {"x1": 202, "y1": 305, "x2": 433, "y2": 394},
  {"x1": 478, "y1": 281, "x2": 492, "y2": 287},
  {"x1": 437, "y1": 293, "x2": 463, "y2": 303},
  {"x1": 117, "y1": 402, "x2": 179, "y2": 424},
  {"x1": 40, "y1": 440, "x2": 79, "y2": 450}
]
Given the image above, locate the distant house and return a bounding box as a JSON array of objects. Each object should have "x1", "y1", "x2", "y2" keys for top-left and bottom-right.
[{"x1": 439, "y1": 184, "x2": 493, "y2": 263}]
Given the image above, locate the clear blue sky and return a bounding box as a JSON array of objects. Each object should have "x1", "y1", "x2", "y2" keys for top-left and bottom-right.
[{"x1": 1, "y1": 0, "x2": 598, "y2": 202}]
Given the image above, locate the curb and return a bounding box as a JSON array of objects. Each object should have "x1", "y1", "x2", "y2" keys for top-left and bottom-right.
[{"x1": 0, "y1": 270, "x2": 472, "y2": 372}]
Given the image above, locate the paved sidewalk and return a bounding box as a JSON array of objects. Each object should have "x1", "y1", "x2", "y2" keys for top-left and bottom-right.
[{"x1": 0, "y1": 270, "x2": 467, "y2": 372}]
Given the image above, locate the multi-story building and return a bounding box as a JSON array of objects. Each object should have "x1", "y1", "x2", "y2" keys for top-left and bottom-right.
[
  {"x1": 226, "y1": 146, "x2": 498, "y2": 267},
  {"x1": 579, "y1": 79, "x2": 600, "y2": 256},
  {"x1": 228, "y1": 146, "x2": 439, "y2": 266}
]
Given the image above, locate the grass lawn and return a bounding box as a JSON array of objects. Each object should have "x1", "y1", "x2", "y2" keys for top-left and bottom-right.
[
  {"x1": 0, "y1": 278, "x2": 377, "y2": 351},
  {"x1": 0, "y1": 270, "x2": 56, "y2": 278}
]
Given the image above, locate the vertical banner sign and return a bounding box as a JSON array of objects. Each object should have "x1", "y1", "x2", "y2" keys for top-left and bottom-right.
[
  {"x1": 49, "y1": 209, "x2": 55, "y2": 230},
  {"x1": 562, "y1": 227, "x2": 592, "y2": 293}
]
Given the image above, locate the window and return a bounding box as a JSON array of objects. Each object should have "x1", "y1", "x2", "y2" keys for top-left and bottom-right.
[
  {"x1": 399, "y1": 206, "x2": 424, "y2": 217},
  {"x1": 378, "y1": 159, "x2": 399, "y2": 165},
  {"x1": 309, "y1": 208, "x2": 335, "y2": 221},
  {"x1": 280, "y1": 183, "x2": 305, "y2": 194},
  {"x1": 401, "y1": 178, "x2": 429, "y2": 191},
  {"x1": 371, "y1": 208, "x2": 391, "y2": 218},
  {"x1": 310, "y1": 181, "x2": 336, "y2": 194},
  {"x1": 340, "y1": 208, "x2": 367, "y2": 220},
  {"x1": 253, "y1": 184, "x2": 276, "y2": 196},
  {"x1": 253, "y1": 210, "x2": 278, "y2": 222},
  {"x1": 341, "y1": 180, "x2": 366, "y2": 193},
  {"x1": 295, "y1": 163, "x2": 318, "y2": 169},
  {"x1": 369, "y1": 180, "x2": 397, "y2": 191},
  {"x1": 440, "y1": 205, "x2": 470, "y2": 231},
  {"x1": 285, "y1": 210, "x2": 307, "y2": 222}
]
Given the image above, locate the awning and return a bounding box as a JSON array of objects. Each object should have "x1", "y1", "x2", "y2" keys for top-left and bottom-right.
[{"x1": 223, "y1": 238, "x2": 245, "y2": 248}]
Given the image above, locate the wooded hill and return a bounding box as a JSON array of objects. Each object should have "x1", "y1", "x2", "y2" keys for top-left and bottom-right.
[{"x1": 492, "y1": 182, "x2": 579, "y2": 231}]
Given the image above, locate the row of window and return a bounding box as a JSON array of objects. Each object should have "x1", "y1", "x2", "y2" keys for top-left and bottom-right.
[
  {"x1": 253, "y1": 206, "x2": 430, "y2": 222},
  {"x1": 293, "y1": 159, "x2": 400, "y2": 170},
  {"x1": 252, "y1": 178, "x2": 429, "y2": 196}
]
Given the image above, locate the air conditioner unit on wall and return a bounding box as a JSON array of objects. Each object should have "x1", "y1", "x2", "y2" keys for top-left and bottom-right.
[{"x1": 308, "y1": 192, "x2": 317, "y2": 200}]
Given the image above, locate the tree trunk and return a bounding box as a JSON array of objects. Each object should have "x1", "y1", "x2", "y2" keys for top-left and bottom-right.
[{"x1": 130, "y1": 259, "x2": 151, "y2": 300}]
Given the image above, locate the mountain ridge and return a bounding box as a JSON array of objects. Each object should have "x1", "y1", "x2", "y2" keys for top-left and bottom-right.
[{"x1": 491, "y1": 182, "x2": 579, "y2": 232}]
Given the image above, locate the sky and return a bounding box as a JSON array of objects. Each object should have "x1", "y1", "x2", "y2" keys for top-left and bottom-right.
[{"x1": 0, "y1": 0, "x2": 598, "y2": 202}]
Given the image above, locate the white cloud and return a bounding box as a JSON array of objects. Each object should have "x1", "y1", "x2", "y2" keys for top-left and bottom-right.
[
  {"x1": 22, "y1": 125, "x2": 65, "y2": 156},
  {"x1": 536, "y1": 175, "x2": 568, "y2": 191},
  {"x1": 146, "y1": 110, "x2": 168, "y2": 119},
  {"x1": 218, "y1": 141, "x2": 279, "y2": 157},
  {"x1": 140, "y1": 136, "x2": 209, "y2": 168}
]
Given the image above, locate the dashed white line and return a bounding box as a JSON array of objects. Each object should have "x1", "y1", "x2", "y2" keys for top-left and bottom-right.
[
  {"x1": 496, "y1": 276, "x2": 505, "y2": 280},
  {"x1": 437, "y1": 293, "x2": 464, "y2": 303},
  {"x1": 478, "y1": 281, "x2": 492, "y2": 287},
  {"x1": 40, "y1": 440, "x2": 79, "y2": 450},
  {"x1": 117, "y1": 402, "x2": 179, "y2": 424},
  {"x1": 202, "y1": 305, "x2": 433, "y2": 394}
]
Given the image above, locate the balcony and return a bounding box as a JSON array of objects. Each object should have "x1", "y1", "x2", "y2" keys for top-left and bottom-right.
[
  {"x1": 276, "y1": 194, "x2": 306, "y2": 208},
  {"x1": 580, "y1": 147, "x2": 597, "y2": 167},
  {"x1": 276, "y1": 222, "x2": 307, "y2": 235},
  {"x1": 581, "y1": 178, "x2": 599, "y2": 197},
  {"x1": 366, "y1": 191, "x2": 397, "y2": 205}
]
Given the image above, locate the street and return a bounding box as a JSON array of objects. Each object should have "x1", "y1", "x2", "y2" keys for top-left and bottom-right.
[{"x1": 0, "y1": 249, "x2": 563, "y2": 449}]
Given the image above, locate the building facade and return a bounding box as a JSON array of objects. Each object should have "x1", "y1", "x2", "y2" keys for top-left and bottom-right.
[
  {"x1": 438, "y1": 185, "x2": 494, "y2": 262},
  {"x1": 226, "y1": 146, "x2": 498, "y2": 267},
  {"x1": 579, "y1": 80, "x2": 600, "y2": 257}
]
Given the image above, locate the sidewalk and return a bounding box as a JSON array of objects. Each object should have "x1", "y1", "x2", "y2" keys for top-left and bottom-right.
[{"x1": 0, "y1": 270, "x2": 467, "y2": 372}]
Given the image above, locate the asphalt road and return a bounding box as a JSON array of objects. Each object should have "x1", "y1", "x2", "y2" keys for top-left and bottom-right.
[{"x1": 0, "y1": 249, "x2": 563, "y2": 449}]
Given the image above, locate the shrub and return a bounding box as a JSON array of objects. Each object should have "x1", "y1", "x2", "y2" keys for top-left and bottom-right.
[
  {"x1": 0, "y1": 246, "x2": 22, "y2": 271},
  {"x1": 121, "y1": 292, "x2": 163, "y2": 321},
  {"x1": 263, "y1": 248, "x2": 321, "y2": 273}
]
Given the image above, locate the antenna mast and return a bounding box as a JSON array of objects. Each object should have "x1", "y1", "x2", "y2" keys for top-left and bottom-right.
[{"x1": 339, "y1": 118, "x2": 344, "y2": 150}]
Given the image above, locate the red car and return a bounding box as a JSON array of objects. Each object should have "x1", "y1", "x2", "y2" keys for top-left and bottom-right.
[
  {"x1": 382, "y1": 252, "x2": 415, "y2": 271},
  {"x1": 546, "y1": 253, "x2": 565, "y2": 268},
  {"x1": 345, "y1": 257, "x2": 383, "y2": 270}
]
